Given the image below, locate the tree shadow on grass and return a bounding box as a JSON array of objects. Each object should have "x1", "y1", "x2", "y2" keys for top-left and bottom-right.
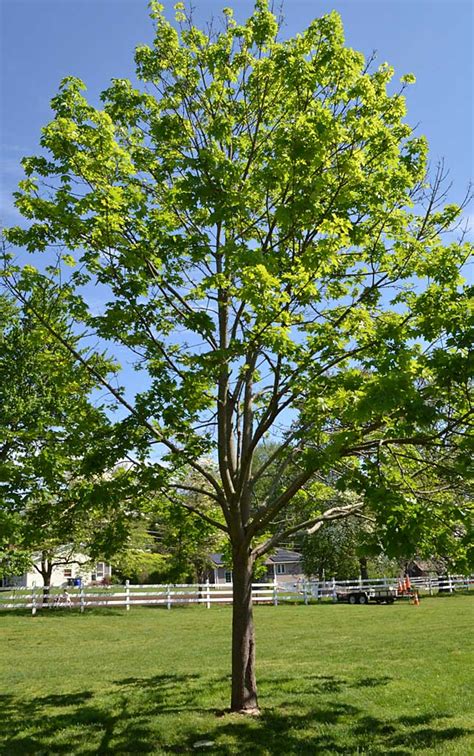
[
  {"x1": 213, "y1": 708, "x2": 470, "y2": 756},
  {"x1": 1, "y1": 672, "x2": 471, "y2": 755}
]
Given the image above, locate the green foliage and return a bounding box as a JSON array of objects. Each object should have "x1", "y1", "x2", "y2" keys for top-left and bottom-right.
[
  {"x1": 0, "y1": 510, "x2": 31, "y2": 577},
  {"x1": 111, "y1": 524, "x2": 170, "y2": 583},
  {"x1": 301, "y1": 517, "x2": 363, "y2": 580},
  {"x1": 0, "y1": 290, "x2": 140, "y2": 578},
  {"x1": 150, "y1": 470, "x2": 226, "y2": 582},
  {"x1": 2, "y1": 1, "x2": 472, "y2": 575}
]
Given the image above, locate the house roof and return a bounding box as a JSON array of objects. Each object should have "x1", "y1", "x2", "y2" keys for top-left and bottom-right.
[
  {"x1": 209, "y1": 548, "x2": 302, "y2": 567},
  {"x1": 266, "y1": 549, "x2": 302, "y2": 564},
  {"x1": 209, "y1": 553, "x2": 226, "y2": 567}
]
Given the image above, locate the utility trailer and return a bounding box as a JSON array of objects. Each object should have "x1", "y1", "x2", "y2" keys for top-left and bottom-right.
[{"x1": 336, "y1": 586, "x2": 397, "y2": 605}]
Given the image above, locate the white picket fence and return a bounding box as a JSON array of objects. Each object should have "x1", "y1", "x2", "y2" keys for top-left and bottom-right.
[
  {"x1": 0, "y1": 574, "x2": 472, "y2": 614},
  {"x1": 278, "y1": 574, "x2": 474, "y2": 602},
  {"x1": 0, "y1": 581, "x2": 278, "y2": 614}
]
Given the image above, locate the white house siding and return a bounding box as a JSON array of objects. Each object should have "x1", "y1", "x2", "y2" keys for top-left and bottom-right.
[
  {"x1": 3, "y1": 555, "x2": 111, "y2": 588},
  {"x1": 266, "y1": 561, "x2": 304, "y2": 584},
  {"x1": 209, "y1": 559, "x2": 304, "y2": 585},
  {"x1": 210, "y1": 566, "x2": 233, "y2": 584}
]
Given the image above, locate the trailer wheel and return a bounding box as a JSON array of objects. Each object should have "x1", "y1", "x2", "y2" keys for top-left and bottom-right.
[
  {"x1": 348, "y1": 594, "x2": 358, "y2": 605},
  {"x1": 358, "y1": 594, "x2": 368, "y2": 605}
]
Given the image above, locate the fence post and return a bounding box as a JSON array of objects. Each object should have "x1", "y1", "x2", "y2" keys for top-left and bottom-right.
[
  {"x1": 332, "y1": 577, "x2": 337, "y2": 602},
  {"x1": 448, "y1": 573, "x2": 453, "y2": 594},
  {"x1": 206, "y1": 578, "x2": 211, "y2": 609},
  {"x1": 273, "y1": 576, "x2": 278, "y2": 606},
  {"x1": 80, "y1": 582, "x2": 85, "y2": 613},
  {"x1": 303, "y1": 580, "x2": 308, "y2": 605},
  {"x1": 31, "y1": 582, "x2": 37, "y2": 617},
  {"x1": 167, "y1": 584, "x2": 171, "y2": 610},
  {"x1": 126, "y1": 579, "x2": 130, "y2": 612},
  {"x1": 428, "y1": 576, "x2": 432, "y2": 597}
]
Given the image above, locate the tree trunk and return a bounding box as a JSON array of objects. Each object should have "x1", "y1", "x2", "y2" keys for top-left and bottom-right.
[
  {"x1": 230, "y1": 549, "x2": 259, "y2": 713},
  {"x1": 40, "y1": 557, "x2": 53, "y2": 604},
  {"x1": 359, "y1": 556, "x2": 369, "y2": 582}
]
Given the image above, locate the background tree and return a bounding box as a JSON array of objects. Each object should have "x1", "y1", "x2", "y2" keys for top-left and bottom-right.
[
  {"x1": 0, "y1": 288, "x2": 139, "y2": 593},
  {"x1": 301, "y1": 514, "x2": 364, "y2": 581},
  {"x1": 111, "y1": 521, "x2": 170, "y2": 584},
  {"x1": 112, "y1": 484, "x2": 226, "y2": 585},
  {"x1": 3, "y1": 1, "x2": 472, "y2": 712},
  {"x1": 152, "y1": 496, "x2": 226, "y2": 584}
]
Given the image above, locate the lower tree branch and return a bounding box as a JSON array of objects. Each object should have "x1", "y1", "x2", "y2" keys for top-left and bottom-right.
[{"x1": 252, "y1": 502, "x2": 365, "y2": 559}]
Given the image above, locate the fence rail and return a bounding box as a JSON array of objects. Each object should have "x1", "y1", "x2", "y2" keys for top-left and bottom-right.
[{"x1": 0, "y1": 575, "x2": 472, "y2": 614}]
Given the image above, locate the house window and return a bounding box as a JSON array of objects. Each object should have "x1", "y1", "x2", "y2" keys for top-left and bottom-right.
[
  {"x1": 276, "y1": 564, "x2": 286, "y2": 575},
  {"x1": 63, "y1": 568, "x2": 73, "y2": 578},
  {"x1": 96, "y1": 562, "x2": 105, "y2": 577},
  {"x1": 225, "y1": 571, "x2": 233, "y2": 583}
]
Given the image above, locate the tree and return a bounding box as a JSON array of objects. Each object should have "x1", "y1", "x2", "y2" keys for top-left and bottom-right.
[
  {"x1": 0, "y1": 289, "x2": 138, "y2": 593},
  {"x1": 3, "y1": 2, "x2": 472, "y2": 712},
  {"x1": 112, "y1": 485, "x2": 226, "y2": 585},
  {"x1": 152, "y1": 482, "x2": 226, "y2": 583},
  {"x1": 301, "y1": 513, "x2": 364, "y2": 581},
  {"x1": 111, "y1": 521, "x2": 170, "y2": 584}
]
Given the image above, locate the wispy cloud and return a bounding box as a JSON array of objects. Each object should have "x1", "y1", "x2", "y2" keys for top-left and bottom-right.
[
  {"x1": 0, "y1": 189, "x2": 23, "y2": 222},
  {"x1": 2, "y1": 158, "x2": 24, "y2": 179}
]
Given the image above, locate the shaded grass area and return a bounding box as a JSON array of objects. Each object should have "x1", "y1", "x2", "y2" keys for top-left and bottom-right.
[{"x1": 1, "y1": 596, "x2": 473, "y2": 754}]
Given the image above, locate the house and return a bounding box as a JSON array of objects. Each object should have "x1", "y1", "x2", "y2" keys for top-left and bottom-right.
[
  {"x1": 264, "y1": 549, "x2": 305, "y2": 583},
  {"x1": 207, "y1": 548, "x2": 305, "y2": 585},
  {"x1": 0, "y1": 548, "x2": 112, "y2": 588},
  {"x1": 405, "y1": 559, "x2": 446, "y2": 578}
]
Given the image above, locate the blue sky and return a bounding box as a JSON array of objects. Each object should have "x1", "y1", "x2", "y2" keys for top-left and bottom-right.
[{"x1": 1, "y1": 0, "x2": 473, "y2": 225}]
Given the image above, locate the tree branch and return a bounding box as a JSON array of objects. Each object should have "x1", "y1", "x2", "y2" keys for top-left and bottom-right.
[{"x1": 252, "y1": 502, "x2": 364, "y2": 558}]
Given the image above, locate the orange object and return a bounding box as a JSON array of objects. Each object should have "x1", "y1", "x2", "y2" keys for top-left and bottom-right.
[
  {"x1": 405, "y1": 575, "x2": 411, "y2": 592},
  {"x1": 398, "y1": 579, "x2": 404, "y2": 594},
  {"x1": 414, "y1": 591, "x2": 420, "y2": 606}
]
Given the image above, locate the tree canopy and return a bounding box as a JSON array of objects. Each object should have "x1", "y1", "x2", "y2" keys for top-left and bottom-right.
[
  {"x1": 0, "y1": 290, "x2": 138, "y2": 583},
  {"x1": 3, "y1": 1, "x2": 472, "y2": 712}
]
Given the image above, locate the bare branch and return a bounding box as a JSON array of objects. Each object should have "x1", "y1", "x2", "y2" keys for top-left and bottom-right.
[{"x1": 252, "y1": 501, "x2": 364, "y2": 558}]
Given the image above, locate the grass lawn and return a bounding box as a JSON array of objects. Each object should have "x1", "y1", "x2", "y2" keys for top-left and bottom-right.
[{"x1": 1, "y1": 595, "x2": 473, "y2": 754}]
